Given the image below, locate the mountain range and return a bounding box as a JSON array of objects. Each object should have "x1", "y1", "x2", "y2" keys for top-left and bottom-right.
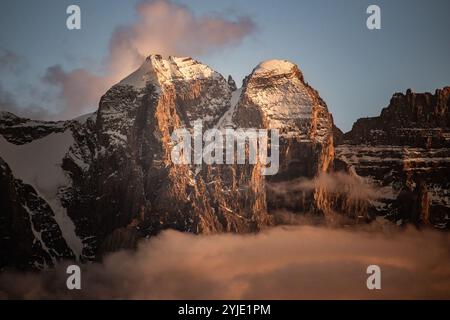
[{"x1": 1, "y1": 54, "x2": 449, "y2": 270}]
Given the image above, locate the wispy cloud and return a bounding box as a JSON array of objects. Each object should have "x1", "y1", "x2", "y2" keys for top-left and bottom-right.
[
  {"x1": 108, "y1": 0, "x2": 255, "y2": 80},
  {"x1": 42, "y1": 65, "x2": 109, "y2": 119},
  {"x1": 0, "y1": 48, "x2": 27, "y2": 73}
]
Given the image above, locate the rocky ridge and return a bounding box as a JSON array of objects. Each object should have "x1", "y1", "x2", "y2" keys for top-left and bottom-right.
[{"x1": 335, "y1": 88, "x2": 450, "y2": 228}]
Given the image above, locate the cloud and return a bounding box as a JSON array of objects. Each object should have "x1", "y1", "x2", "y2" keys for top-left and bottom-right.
[
  {"x1": 108, "y1": 0, "x2": 255, "y2": 80},
  {"x1": 1, "y1": 225, "x2": 449, "y2": 299},
  {"x1": 269, "y1": 172, "x2": 384, "y2": 201},
  {"x1": 0, "y1": 50, "x2": 31, "y2": 117},
  {"x1": 44, "y1": 0, "x2": 256, "y2": 120},
  {"x1": 0, "y1": 84, "x2": 50, "y2": 120},
  {"x1": 0, "y1": 48, "x2": 27, "y2": 73},
  {"x1": 42, "y1": 65, "x2": 110, "y2": 119},
  {"x1": 0, "y1": 84, "x2": 16, "y2": 109},
  {"x1": 266, "y1": 172, "x2": 390, "y2": 225},
  {"x1": 0, "y1": 50, "x2": 55, "y2": 119}
]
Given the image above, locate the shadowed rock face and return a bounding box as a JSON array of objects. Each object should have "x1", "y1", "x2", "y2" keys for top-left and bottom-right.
[
  {"x1": 0, "y1": 111, "x2": 67, "y2": 145},
  {"x1": 0, "y1": 157, "x2": 74, "y2": 270},
  {"x1": 0, "y1": 55, "x2": 449, "y2": 271},
  {"x1": 336, "y1": 88, "x2": 450, "y2": 228}
]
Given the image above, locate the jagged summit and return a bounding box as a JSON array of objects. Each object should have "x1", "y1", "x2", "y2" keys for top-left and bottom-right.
[
  {"x1": 342, "y1": 86, "x2": 450, "y2": 146},
  {"x1": 233, "y1": 58, "x2": 332, "y2": 144},
  {"x1": 227, "y1": 75, "x2": 237, "y2": 92},
  {"x1": 119, "y1": 54, "x2": 222, "y2": 88},
  {"x1": 336, "y1": 87, "x2": 450, "y2": 228}
]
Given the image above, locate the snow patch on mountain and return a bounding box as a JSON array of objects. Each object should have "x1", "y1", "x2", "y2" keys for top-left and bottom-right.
[
  {"x1": 0, "y1": 131, "x2": 83, "y2": 258},
  {"x1": 73, "y1": 112, "x2": 96, "y2": 125},
  {"x1": 23, "y1": 204, "x2": 54, "y2": 266}
]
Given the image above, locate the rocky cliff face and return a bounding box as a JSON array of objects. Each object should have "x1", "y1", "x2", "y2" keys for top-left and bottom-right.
[
  {"x1": 1, "y1": 56, "x2": 449, "y2": 271},
  {"x1": 335, "y1": 88, "x2": 450, "y2": 228},
  {"x1": 228, "y1": 60, "x2": 336, "y2": 219},
  {"x1": 233, "y1": 60, "x2": 335, "y2": 177}
]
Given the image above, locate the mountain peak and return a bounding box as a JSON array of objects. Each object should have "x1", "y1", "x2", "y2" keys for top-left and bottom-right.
[
  {"x1": 252, "y1": 59, "x2": 297, "y2": 77},
  {"x1": 119, "y1": 54, "x2": 221, "y2": 89}
]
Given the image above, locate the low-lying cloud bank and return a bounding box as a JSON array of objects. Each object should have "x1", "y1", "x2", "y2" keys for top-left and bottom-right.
[
  {"x1": 1, "y1": 225, "x2": 449, "y2": 299},
  {"x1": 268, "y1": 172, "x2": 386, "y2": 202}
]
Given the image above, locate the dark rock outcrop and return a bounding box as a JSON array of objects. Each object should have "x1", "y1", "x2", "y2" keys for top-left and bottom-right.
[
  {"x1": 227, "y1": 75, "x2": 237, "y2": 92},
  {"x1": 335, "y1": 88, "x2": 450, "y2": 228},
  {"x1": 0, "y1": 157, "x2": 74, "y2": 271}
]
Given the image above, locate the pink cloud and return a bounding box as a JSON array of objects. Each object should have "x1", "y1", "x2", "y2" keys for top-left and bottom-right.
[
  {"x1": 1, "y1": 226, "x2": 449, "y2": 299},
  {"x1": 43, "y1": 65, "x2": 110, "y2": 119}
]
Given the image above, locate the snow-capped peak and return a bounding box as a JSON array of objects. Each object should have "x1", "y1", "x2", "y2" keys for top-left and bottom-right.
[
  {"x1": 234, "y1": 58, "x2": 333, "y2": 141},
  {"x1": 252, "y1": 59, "x2": 296, "y2": 77},
  {"x1": 119, "y1": 54, "x2": 222, "y2": 88}
]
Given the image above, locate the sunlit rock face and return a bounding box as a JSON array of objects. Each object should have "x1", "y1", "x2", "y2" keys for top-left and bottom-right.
[
  {"x1": 336, "y1": 88, "x2": 450, "y2": 228},
  {"x1": 233, "y1": 60, "x2": 334, "y2": 178},
  {"x1": 229, "y1": 60, "x2": 336, "y2": 218}
]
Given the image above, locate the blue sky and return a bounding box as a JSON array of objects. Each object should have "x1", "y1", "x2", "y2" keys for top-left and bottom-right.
[{"x1": 0, "y1": 0, "x2": 449, "y2": 131}]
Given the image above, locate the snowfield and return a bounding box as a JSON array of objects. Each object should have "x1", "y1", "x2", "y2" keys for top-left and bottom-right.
[{"x1": 0, "y1": 131, "x2": 83, "y2": 258}]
